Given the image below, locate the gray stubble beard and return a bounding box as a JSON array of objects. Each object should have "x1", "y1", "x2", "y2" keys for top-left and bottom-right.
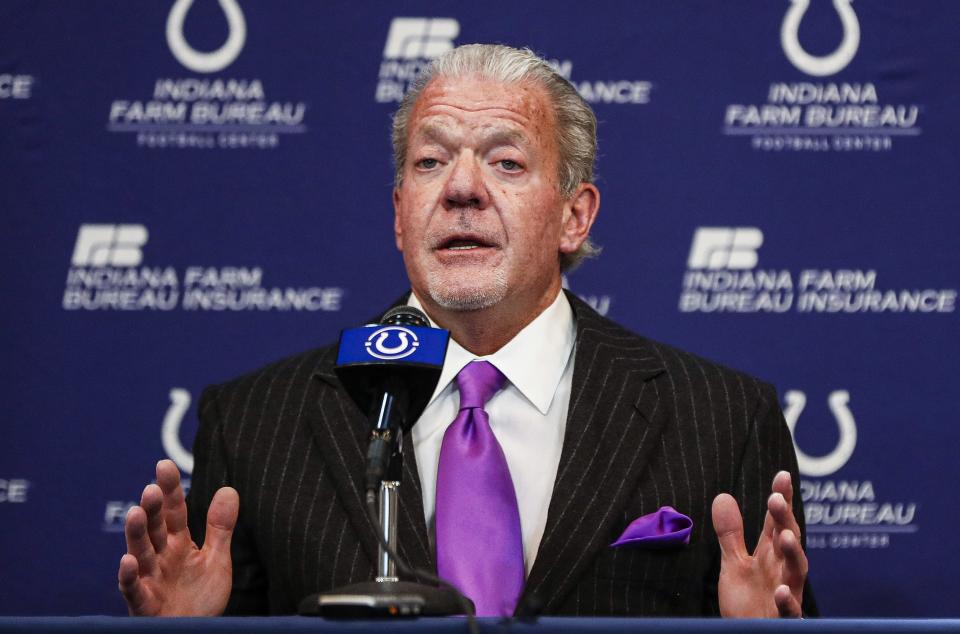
[{"x1": 425, "y1": 266, "x2": 509, "y2": 311}]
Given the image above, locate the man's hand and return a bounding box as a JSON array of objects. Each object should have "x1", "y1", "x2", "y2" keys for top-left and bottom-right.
[
  {"x1": 117, "y1": 459, "x2": 239, "y2": 616},
  {"x1": 712, "y1": 471, "x2": 808, "y2": 618}
]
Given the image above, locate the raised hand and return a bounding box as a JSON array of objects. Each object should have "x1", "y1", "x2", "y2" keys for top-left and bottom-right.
[
  {"x1": 117, "y1": 459, "x2": 239, "y2": 616},
  {"x1": 712, "y1": 471, "x2": 808, "y2": 618}
]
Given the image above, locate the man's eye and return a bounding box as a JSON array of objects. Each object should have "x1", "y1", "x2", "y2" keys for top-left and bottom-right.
[
  {"x1": 416, "y1": 158, "x2": 439, "y2": 169},
  {"x1": 498, "y1": 159, "x2": 522, "y2": 171}
]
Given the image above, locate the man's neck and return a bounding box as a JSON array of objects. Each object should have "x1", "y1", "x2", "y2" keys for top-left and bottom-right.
[{"x1": 413, "y1": 282, "x2": 563, "y2": 356}]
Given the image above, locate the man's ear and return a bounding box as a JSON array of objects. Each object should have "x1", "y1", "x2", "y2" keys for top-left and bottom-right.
[
  {"x1": 393, "y1": 187, "x2": 404, "y2": 251},
  {"x1": 559, "y1": 183, "x2": 600, "y2": 256}
]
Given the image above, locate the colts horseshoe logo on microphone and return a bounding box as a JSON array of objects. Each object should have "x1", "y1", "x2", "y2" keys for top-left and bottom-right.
[
  {"x1": 781, "y1": 0, "x2": 860, "y2": 77},
  {"x1": 365, "y1": 326, "x2": 420, "y2": 360}
]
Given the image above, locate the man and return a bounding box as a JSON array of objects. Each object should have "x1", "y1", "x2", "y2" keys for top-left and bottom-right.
[{"x1": 118, "y1": 44, "x2": 814, "y2": 618}]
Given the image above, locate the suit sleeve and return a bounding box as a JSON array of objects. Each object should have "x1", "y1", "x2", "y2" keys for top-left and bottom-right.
[
  {"x1": 703, "y1": 380, "x2": 819, "y2": 617},
  {"x1": 187, "y1": 384, "x2": 270, "y2": 615}
]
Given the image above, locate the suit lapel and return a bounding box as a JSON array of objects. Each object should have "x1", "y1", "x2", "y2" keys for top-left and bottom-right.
[
  {"x1": 521, "y1": 294, "x2": 668, "y2": 612},
  {"x1": 310, "y1": 358, "x2": 435, "y2": 577},
  {"x1": 398, "y1": 427, "x2": 435, "y2": 571}
]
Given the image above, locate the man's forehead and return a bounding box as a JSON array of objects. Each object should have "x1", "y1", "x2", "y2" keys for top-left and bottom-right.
[
  {"x1": 414, "y1": 118, "x2": 530, "y2": 147},
  {"x1": 410, "y1": 76, "x2": 554, "y2": 131}
]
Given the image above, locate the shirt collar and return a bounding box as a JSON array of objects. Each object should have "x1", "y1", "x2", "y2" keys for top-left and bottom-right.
[{"x1": 408, "y1": 290, "x2": 576, "y2": 415}]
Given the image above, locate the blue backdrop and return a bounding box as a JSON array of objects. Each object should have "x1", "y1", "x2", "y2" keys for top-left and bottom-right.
[{"x1": 1, "y1": 0, "x2": 958, "y2": 617}]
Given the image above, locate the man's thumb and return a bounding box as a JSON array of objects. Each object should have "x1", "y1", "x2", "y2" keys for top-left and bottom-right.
[
  {"x1": 712, "y1": 493, "x2": 747, "y2": 562},
  {"x1": 203, "y1": 486, "x2": 239, "y2": 556}
]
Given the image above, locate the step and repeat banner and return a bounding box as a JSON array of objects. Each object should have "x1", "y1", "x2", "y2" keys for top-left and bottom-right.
[{"x1": 1, "y1": 0, "x2": 957, "y2": 618}]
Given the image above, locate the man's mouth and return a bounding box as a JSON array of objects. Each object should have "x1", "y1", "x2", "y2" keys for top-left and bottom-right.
[{"x1": 436, "y1": 235, "x2": 497, "y2": 252}]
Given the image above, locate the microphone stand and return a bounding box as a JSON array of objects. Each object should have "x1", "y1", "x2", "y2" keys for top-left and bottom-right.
[
  {"x1": 298, "y1": 428, "x2": 470, "y2": 618},
  {"x1": 300, "y1": 306, "x2": 474, "y2": 623},
  {"x1": 375, "y1": 477, "x2": 400, "y2": 584}
]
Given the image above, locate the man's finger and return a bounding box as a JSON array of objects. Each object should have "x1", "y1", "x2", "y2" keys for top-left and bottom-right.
[
  {"x1": 774, "y1": 584, "x2": 802, "y2": 618},
  {"x1": 156, "y1": 459, "x2": 189, "y2": 535},
  {"x1": 118, "y1": 553, "x2": 152, "y2": 616},
  {"x1": 201, "y1": 487, "x2": 240, "y2": 558},
  {"x1": 767, "y1": 493, "x2": 787, "y2": 559},
  {"x1": 761, "y1": 471, "x2": 795, "y2": 545},
  {"x1": 141, "y1": 484, "x2": 167, "y2": 554},
  {"x1": 768, "y1": 491, "x2": 802, "y2": 545},
  {"x1": 760, "y1": 504, "x2": 776, "y2": 545},
  {"x1": 779, "y1": 528, "x2": 808, "y2": 595},
  {"x1": 711, "y1": 493, "x2": 747, "y2": 562},
  {"x1": 124, "y1": 506, "x2": 158, "y2": 578},
  {"x1": 772, "y1": 471, "x2": 794, "y2": 507}
]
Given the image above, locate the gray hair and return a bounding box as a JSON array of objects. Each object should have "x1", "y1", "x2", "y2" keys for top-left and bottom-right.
[{"x1": 391, "y1": 44, "x2": 600, "y2": 271}]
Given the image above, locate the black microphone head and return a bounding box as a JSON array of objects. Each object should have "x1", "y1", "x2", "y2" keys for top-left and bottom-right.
[
  {"x1": 381, "y1": 305, "x2": 430, "y2": 327},
  {"x1": 334, "y1": 303, "x2": 444, "y2": 434}
]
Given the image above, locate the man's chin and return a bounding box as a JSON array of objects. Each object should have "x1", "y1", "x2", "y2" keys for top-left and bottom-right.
[{"x1": 425, "y1": 277, "x2": 508, "y2": 312}]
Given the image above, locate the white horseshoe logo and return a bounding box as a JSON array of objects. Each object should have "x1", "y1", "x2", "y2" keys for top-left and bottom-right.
[
  {"x1": 364, "y1": 326, "x2": 420, "y2": 360},
  {"x1": 161, "y1": 388, "x2": 194, "y2": 474},
  {"x1": 781, "y1": 0, "x2": 860, "y2": 77},
  {"x1": 166, "y1": 0, "x2": 246, "y2": 74},
  {"x1": 783, "y1": 389, "x2": 857, "y2": 477}
]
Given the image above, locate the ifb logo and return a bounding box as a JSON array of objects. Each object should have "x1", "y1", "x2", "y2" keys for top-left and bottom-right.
[
  {"x1": 71, "y1": 224, "x2": 148, "y2": 267},
  {"x1": 365, "y1": 326, "x2": 420, "y2": 360},
  {"x1": 687, "y1": 227, "x2": 763, "y2": 270},
  {"x1": 783, "y1": 389, "x2": 858, "y2": 477},
  {"x1": 166, "y1": 0, "x2": 247, "y2": 73},
  {"x1": 383, "y1": 17, "x2": 459, "y2": 60},
  {"x1": 781, "y1": 0, "x2": 860, "y2": 77}
]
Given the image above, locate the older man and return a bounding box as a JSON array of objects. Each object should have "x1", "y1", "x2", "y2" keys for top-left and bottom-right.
[{"x1": 118, "y1": 44, "x2": 813, "y2": 618}]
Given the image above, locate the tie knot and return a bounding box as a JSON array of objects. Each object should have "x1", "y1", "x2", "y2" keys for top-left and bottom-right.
[{"x1": 455, "y1": 360, "x2": 506, "y2": 410}]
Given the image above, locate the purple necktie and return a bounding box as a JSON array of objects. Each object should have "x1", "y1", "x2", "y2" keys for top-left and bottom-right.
[{"x1": 435, "y1": 361, "x2": 524, "y2": 617}]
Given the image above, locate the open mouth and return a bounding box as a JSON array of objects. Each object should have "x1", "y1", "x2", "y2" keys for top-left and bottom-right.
[{"x1": 437, "y1": 234, "x2": 497, "y2": 252}]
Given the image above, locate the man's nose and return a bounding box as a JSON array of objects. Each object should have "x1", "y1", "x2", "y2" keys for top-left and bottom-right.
[{"x1": 442, "y1": 153, "x2": 489, "y2": 211}]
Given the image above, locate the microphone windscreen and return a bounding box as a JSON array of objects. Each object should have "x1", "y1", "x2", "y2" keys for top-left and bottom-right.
[{"x1": 381, "y1": 305, "x2": 430, "y2": 327}]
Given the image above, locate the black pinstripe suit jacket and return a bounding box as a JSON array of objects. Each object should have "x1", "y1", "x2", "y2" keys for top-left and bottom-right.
[{"x1": 187, "y1": 292, "x2": 816, "y2": 616}]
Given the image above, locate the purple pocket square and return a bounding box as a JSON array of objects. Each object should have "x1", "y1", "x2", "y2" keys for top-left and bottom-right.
[{"x1": 610, "y1": 506, "x2": 693, "y2": 549}]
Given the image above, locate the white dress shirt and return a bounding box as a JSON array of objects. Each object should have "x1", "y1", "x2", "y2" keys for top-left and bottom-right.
[{"x1": 409, "y1": 290, "x2": 576, "y2": 576}]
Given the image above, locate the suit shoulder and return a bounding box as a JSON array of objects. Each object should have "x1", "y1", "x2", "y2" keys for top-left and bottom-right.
[
  {"x1": 645, "y1": 331, "x2": 771, "y2": 393},
  {"x1": 570, "y1": 293, "x2": 775, "y2": 407},
  {"x1": 198, "y1": 344, "x2": 337, "y2": 418}
]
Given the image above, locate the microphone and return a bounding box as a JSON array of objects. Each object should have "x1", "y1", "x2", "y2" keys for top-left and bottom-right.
[
  {"x1": 301, "y1": 306, "x2": 470, "y2": 620},
  {"x1": 335, "y1": 305, "x2": 449, "y2": 491}
]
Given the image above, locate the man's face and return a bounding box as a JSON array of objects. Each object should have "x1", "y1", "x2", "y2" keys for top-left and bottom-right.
[{"x1": 394, "y1": 76, "x2": 583, "y2": 318}]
